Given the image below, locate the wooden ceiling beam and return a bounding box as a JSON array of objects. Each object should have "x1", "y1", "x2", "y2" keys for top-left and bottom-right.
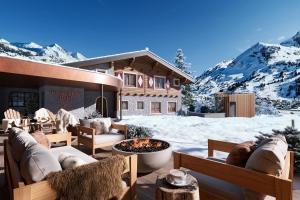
[
  {"x1": 152, "y1": 61, "x2": 159, "y2": 70},
  {"x1": 128, "y1": 57, "x2": 135, "y2": 67}
]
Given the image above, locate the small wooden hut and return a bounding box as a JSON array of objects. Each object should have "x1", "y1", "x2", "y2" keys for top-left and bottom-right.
[{"x1": 215, "y1": 93, "x2": 255, "y2": 117}]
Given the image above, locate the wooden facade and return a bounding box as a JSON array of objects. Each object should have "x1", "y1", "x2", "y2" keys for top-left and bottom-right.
[
  {"x1": 215, "y1": 93, "x2": 255, "y2": 117},
  {"x1": 113, "y1": 56, "x2": 182, "y2": 97},
  {"x1": 66, "y1": 49, "x2": 194, "y2": 116}
]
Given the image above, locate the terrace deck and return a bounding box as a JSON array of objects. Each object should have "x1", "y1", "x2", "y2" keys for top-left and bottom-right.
[{"x1": 0, "y1": 134, "x2": 299, "y2": 200}]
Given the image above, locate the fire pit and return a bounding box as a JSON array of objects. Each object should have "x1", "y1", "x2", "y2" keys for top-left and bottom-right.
[{"x1": 112, "y1": 138, "x2": 172, "y2": 173}]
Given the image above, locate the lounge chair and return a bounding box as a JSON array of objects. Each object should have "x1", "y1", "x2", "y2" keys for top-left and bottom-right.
[
  {"x1": 4, "y1": 131, "x2": 137, "y2": 200},
  {"x1": 174, "y1": 139, "x2": 294, "y2": 200},
  {"x1": 77, "y1": 123, "x2": 128, "y2": 156}
]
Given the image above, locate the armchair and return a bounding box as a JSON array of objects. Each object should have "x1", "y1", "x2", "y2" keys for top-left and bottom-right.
[
  {"x1": 77, "y1": 123, "x2": 128, "y2": 156},
  {"x1": 174, "y1": 139, "x2": 294, "y2": 200}
]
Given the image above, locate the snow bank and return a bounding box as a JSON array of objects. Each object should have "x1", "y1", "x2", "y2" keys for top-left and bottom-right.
[{"x1": 120, "y1": 114, "x2": 300, "y2": 158}]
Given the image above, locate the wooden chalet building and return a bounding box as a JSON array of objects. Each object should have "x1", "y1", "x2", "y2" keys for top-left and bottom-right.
[{"x1": 66, "y1": 49, "x2": 194, "y2": 116}]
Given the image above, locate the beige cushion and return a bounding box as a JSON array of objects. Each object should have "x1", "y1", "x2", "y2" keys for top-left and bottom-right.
[
  {"x1": 84, "y1": 134, "x2": 125, "y2": 145},
  {"x1": 50, "y1": 146, "x2": 97, "y2": 164},
  {"x1": 244, "y1": 135, "x2": 287, "y2": 200},
  {"x1": 58, "y1": 152, "x2": 87, "y2": 169},
  {"x1": 20, "y1": 143, "x2": 62, "y2": 183},
  {"x1": 246, "y1": 135, "x2": 287, "y2": 175},
  {"x1": 31, "y1": 131, "x2": 51, "y2": 149},
  {"x1": 190, "y1": 170, "x2": 275, "y2": 200},
  {"x1": 9, "y1": 128, "x2": 37, "y2": 161}
]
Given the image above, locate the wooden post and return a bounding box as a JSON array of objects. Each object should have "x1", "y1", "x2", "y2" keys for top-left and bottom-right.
[
  {"x1": 101, "y1": 84, "x2": 104, "y2": 117},
  {"x1": 291, "y1": 119, "x2": 295, "y2": 128},
  {"x1": 120, "y1": 90, "x2": 123, "y2": 120}
]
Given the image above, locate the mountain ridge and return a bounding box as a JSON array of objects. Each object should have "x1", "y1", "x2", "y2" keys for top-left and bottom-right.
[
  {"x1": 194, "y1": 32, "x2": 300, "y2": 107},
  {"x1": 0, "y1": 38, "x2": 86, "y2": 64}
]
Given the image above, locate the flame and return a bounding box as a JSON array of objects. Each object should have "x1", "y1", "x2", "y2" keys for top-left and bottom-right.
[{"x1": 121, "y1": 138, "x2": 162, "y2": 149}]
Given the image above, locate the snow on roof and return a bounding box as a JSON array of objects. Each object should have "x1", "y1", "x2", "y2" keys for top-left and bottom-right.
[{"x1": 65, "y1": 49, "x2": 195, "y2": 82}]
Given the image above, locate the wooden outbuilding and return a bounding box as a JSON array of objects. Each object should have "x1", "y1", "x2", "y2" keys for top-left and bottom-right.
[{"x1": 215, "y1": 93, "x2": 255, "y2": 117}]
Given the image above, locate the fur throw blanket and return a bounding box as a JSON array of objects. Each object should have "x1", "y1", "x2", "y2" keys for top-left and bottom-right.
[
  {"x1": 34, "y1": 108, "x2": 52, "y2": 123},
  {"x1": 56, "y1": 109, "x2": 78, "y2": 133},
  {"x1": 47, "y1": 155, "x2": 126, "y2": 200}
]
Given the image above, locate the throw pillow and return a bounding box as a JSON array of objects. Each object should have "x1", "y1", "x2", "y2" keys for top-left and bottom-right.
[
  {"x1": 79, "y1": 119, "x2": 92, "y2": 128},
  {"x1": 20, "y1": 143, "x2": 62, "y2": 183},
  {"x1": 226, "y1": 141, "x2": 255, "y2": 167},
  {"x1": 58, "y1": 152, "x2": 87, "y2": 169},
  {"x1": 91, "y1": 121, "x2": 105, "y2": 135},
  {"x1": 9, "y1": 127, "x2": 37, "y2": 162},
  {"x1": 31, "y1": 131, "x2": 51, "y2": 149},
  {"x1": 244, "y1": 135, "x2": 288, "y2": 200}
]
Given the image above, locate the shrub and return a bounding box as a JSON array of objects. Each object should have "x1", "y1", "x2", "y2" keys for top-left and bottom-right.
[
  {"x1": 127, "y1": 124, "x2": 152, "y2": 139},
  {"x1": 255, "y1": 125, "x2": 300, "y2": 172},
  {"x1": 84, "y1": 111, "x2": 102, "y2": 119}
]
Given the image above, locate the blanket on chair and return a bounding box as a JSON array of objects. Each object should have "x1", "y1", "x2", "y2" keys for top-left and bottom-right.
[
  {"x1": 56, "y1": 109, "x2": 78, "y2": 133},
  {"x1": 47, "y1": 155, "x2": 127, "y2": 200}
]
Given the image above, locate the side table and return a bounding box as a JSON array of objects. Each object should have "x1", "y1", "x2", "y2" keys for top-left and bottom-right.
[{"x1": 155, "y1": 173, "x2": 199, "y2": 200}]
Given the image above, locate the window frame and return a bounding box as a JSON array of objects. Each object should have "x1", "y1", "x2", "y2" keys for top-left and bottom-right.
[
  {"x1": 167, "y1": 101, "x2": 177, "y2": 113},
  {"x1": 150, "y1": 102, "x2": 162, "y2": 114},
  {"x1": 123, "y1": 72, "x2": 138, "y2": 88},
  {"x1": 121, "y1": 100, "x2": 129, "y2": 111},
  {"x1": 154, "y1": 75, "x2": 166, "y2": 90},
  {"x1": 173, "y1": 78, "x2": 180, "y2": 87},
  {"x1": 8, "y1": 91, "x2": 39, "y2": 108},
  {"x1": 136, "y1": 101, "x2": 144, "y2": 110}
]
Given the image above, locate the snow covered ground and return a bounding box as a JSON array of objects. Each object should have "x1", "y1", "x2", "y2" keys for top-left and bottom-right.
[{"x1": 120, "y1": 113, "x2": 300, "y2": 158}]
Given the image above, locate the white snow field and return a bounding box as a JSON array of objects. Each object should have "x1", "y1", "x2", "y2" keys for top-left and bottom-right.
[{"x1": 121, "y1": 113, "x2": 300, "y2": 157}]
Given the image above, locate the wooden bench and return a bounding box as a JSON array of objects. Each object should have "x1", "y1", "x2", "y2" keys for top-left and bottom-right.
[{"x1": 174, "y1": 139, "x2": 294, "y2": 200}]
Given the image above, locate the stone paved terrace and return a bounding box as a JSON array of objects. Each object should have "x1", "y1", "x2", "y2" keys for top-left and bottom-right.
[{"x1": 0, "y1": 134, "x2": 299, "y2": 200}]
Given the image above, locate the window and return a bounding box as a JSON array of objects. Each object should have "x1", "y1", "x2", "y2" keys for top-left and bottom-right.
[
  {"x1": 137, "y1": 101, "x2": 144, "y2": 110},
  {"x1": 8, "y1": 92, "x2": 39, "y2": 108},
  {"x1": 168, "y1": 102, "x2": 177, "y2": 113},
  {"x1": 173, "y1": 78, "x2": 180, "y2": 87},
  {"x1": 121, "y1": 101, "x2": 129, "y2": 110},
  {"x1": 124, "y1": 73, "x2": 137, "y2": 87},
  {"x1": 154, "y1": 76, "x2": 166, "y2": 89},
  {"x1": 151, "y1": 102, "x2": 161, "y2": 113}
]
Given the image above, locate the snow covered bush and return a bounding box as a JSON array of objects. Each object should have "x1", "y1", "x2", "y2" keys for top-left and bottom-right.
[
  {"x1": 256, "y1": 101, "x2": 279, "y2": 115},
  {"x1": 255, "y1": 126, "x2": 300, "y2": 172},
  {"x1": 127, "y1": 125, "x2": 153, "y2": 139},
  {"x1": 84, "y1": 111, "x2": 102, "y2": 119}
]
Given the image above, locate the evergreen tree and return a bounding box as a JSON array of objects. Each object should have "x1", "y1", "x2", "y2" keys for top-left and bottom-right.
[
  {"x1": 174, "y1": 49, "x2": 195, "y2": 111},
  {"x1": 255, "y1": 124, "x2": 300, "y2": 172},
  {"x1": 174, "y1": 49, "x2": 191, "y2": 74}
]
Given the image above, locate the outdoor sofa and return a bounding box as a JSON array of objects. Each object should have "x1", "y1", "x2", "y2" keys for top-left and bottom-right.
[
  {"x1": 4, "y1": 129, "x2": 137, "y2": 200},
  {"x1": 174, "y1": 138, "x2": 294, "y2": 200}
]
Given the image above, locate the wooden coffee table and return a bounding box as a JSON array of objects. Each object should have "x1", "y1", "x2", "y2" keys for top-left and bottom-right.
[{"x1": 155, "y1": 173, "x2": 199, "y2": 200}]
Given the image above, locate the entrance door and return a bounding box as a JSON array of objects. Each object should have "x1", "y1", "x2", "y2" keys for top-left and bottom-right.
[
  {"x1": 96, "y1": 97, "x2": 108, "y2": 117},
  {"x1": 229, "y1": 102, "x2": 236, "y2": 117}
]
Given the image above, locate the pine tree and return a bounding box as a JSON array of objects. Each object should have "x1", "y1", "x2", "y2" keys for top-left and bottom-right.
[
  {"x1": 255, "y1": 124, "x2": 300, "y2": 172},
  {"x1": 174, "y1": 49, "x2": 191, "y2": 74},
  {"x1": 174, "y1": 49, "x2": 195, "y2": 111}
]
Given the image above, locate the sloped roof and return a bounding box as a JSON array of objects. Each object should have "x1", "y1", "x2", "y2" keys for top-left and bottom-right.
[{"x1": 65, "y1": 49, "x2": 195, "y2": 83}]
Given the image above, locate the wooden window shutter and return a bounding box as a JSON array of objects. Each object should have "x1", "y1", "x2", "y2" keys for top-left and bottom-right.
[
  {"x1": 148, "y1": 76, "x2": 154, "y2": 88},
  {"x1": 115, "y1": 71, "x2": 123, "y2": 79},
  {"x1": 137, "y1": 75, "x2": 144, "y2": 88}
]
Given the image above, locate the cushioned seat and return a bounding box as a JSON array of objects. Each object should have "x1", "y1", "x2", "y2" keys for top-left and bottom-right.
[
  {"x1": 189, "y1": 170, "x2": 275, "y2": 200},
  {"x1": 189, "y1": 170, "x2": 245, "y2": 200},
  {"x1": 50, "y1": 146, "x2": 97, "y2": 164},
  {"x1": 83, "y1": 134, "x2": 125, "y2": 145}
]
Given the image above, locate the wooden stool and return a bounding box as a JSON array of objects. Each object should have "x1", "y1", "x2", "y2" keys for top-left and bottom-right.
[{"x1": 155, "y1": 173, "x2": 199, "y2": 200}]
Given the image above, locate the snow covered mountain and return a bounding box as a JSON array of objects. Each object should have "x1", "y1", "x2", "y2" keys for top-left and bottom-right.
[
  {"x1": 194, "y1": 32, "x2": 300, "y2": 103},
  {"x1": 0, "y1": 38, "x2": 86, "y2": 64}
]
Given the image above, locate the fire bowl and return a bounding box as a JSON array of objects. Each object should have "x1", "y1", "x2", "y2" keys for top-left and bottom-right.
[{"x1": 112, "y1": 138, "x2": 172, "y2": 173}]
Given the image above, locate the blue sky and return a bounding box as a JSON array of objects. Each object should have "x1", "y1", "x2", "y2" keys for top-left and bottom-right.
[{"x1": 1, "y1": 0, "x2": 300, "y2": 75}]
